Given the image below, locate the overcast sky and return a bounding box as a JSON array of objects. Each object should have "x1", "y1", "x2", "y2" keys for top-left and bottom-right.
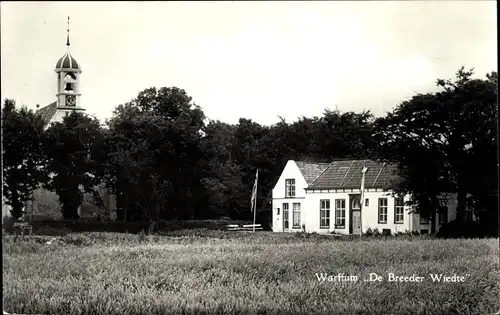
[{"x1": 1, "y1": 1, "x2": 496, "y2": 125}]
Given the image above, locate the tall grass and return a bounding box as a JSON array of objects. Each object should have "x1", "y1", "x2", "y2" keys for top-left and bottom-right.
[{"x1": 3, "y1": 231, "x2": 499, "y2": 315}]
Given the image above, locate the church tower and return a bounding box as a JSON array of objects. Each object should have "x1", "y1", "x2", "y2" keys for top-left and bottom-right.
[
  {"x1": 36, "y1": 16, "x2": 85, "y2": 126},
  {"x1": 54, "y1": 17, "x2": 84, "y2": 112}
]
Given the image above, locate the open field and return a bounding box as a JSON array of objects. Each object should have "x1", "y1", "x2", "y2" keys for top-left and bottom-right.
[{"x1": 3, "y1": 230, "x2": 500, "y2": 315}]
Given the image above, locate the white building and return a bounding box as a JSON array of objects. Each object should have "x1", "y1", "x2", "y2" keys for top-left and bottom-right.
[{"x1": 272, "y1": 159, "x2": 458, "y2": 235}]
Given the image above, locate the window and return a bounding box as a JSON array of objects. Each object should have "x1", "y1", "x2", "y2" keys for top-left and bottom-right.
[
  {"x1": 320, "y1": 200, "x2": 330, "y2": 229},
  {"x1": 276, "y1": 208, "x2": 280, "y2": 215},
  {"x1": 64, "y1": 73, "x2": 76, "y2": 81},
  {"x1": 465, "y1": 200, "x2": 473, "y2": 221},
  {"x1": 335, "y1": 199, "x2": 346, "y2": 228},
  {"x1": 352, "y1": 198, "x2": 361, "y2": 210},
  {"x1": 292, "y1": 203, "x2": 301, "y2": 228},
  {"x1": 365, "y1": 199, "x2": 369, "y2": 207},
  {"x1": 438, "y1": 206, "x2": 447, "y2": 224},
  {"x1": 285, "y1": 179, "x2": 296, "y2": 198},
  {"x1": 394, "y1": 198, "x2": 404, "y2": 224},
  {"x1": 420, "y1": 212, "x2": 429, "y2": 224},
  {"x1": 465, "y1": 208, "x2": 473, "y2": 221},
  {"x1": 378, "y1": 198, "x2": 388, "y2": 223},
  {"x1": 283, "y1": 203, "x2": 289, "y2": 229},
  {"x1": 438, "y1": 199, "x2": 447, "y2": 225}
]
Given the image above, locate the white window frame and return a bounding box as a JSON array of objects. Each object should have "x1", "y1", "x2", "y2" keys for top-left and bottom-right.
[
  {"x1": 285, "y1": 179, "x2": 296, "y2": 198},
  {"x1": 394, "y1": 197, "x2": 404, "y2": 224},
  {"x1": 335, "y1": 199, "x2": 346, "y2": 228},
  {"x1": 292, "y1": 203, "x2": 301, "y2": 228},
  {"x1": 378, "y1": 198, "x2": 388, "y2": 223},
  {"x1": 320, "y1": 199, "x2": 330, "y2": 229}
]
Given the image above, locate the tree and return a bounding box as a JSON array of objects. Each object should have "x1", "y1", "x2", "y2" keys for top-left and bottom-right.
[
  {"x1": 223, "y1": 110, "x2": 377, "y2": 224},
  {"x1": 319, "y1": 109, "x2": 376, "y2": 160},
  {"x1": 43, "y1": 111, "x2": 104, "y2": 219},
  {"x1": 373, "y1": 91, "x2": 453, "y2": 233},
  {"x1": 435, "y1": 68, "x2": 497, "y2": 226},
  {"x1": 230, "y1": 119, "x2": 270, "y2": 220},
  {"x1": 2, "y1": 99, "x2": 47, "y2": 220},
  {"x1": 103, "y1": 87, "x2": 209, "y2": 223},
  {"x1": 373, "y1": 67, "x2": 497, "y2": 234},
  {"x1": 201, "y1": 120, "x2": 245, "y2": 218},
  {"x1": 284, "y1": 116, "x2": 323, "y2": 161}
]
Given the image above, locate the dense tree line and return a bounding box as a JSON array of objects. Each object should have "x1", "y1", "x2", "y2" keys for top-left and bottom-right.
[
  {"x1": 373, "y1": 67, "x2": 497, "y2": 234},
  {"x1": 2, "y1": 67, "x2": 497, "y2": 235}
]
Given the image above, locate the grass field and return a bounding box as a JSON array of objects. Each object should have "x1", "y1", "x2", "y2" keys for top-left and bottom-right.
[{"x1": 3, "y1": 230, "x2": 500, "y2": 315}]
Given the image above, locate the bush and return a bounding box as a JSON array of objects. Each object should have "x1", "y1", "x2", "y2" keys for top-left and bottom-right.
[
  {"x1": 364, "y1": 228, "x2": 416, "y2": 238},
  {"x1": 364, "y1": 227, "x2": 373, "y2": 236},
  {"x1": 137, "y1": 230, "x2": 148, "y2": 242},
  {"x1": 294, "y1": 231, "x2": 330, "y2": 240},
  {"x1": 436, "y1": 220, "x2": 488, "y2": 238},
  {"x1": 29, "y1": 219, "x2": 250, "y2": 236},
  {"x1": 2, "y1": 215, "x2": 15, "y2": 233},
  {"x1": 294, "y1": 231, "x2": 308, "y2": 239}
]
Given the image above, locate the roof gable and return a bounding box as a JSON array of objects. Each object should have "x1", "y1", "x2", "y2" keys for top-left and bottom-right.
[
  {"x1": 306, "y1": 159, "x2": 401, "y2": 190},
  {"x1": 294, "y1": 161, "x2": 330, "y2": 185},
  {"x1": 36, "y1": 102, "x2": 57, "y2": 126}
]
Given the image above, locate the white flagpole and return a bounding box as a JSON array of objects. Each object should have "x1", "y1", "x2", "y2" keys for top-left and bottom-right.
[
  {"x1": 360, "y1": 166, "x2": 368, "y2": 238},
  {"x1": 253, "y1": 169, "x2": 258, "y2": 233}
]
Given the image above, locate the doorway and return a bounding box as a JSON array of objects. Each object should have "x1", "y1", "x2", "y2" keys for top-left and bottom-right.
[
  {"x1": 349, "y1": 194, "x2": 361, "y2": 234},
  {"x1": 282, "y1": 203, "x2": 289, "y2": 232}
]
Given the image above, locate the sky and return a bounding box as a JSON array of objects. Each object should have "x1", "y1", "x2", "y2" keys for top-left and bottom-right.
[{"x1": 1, "y1": 1, "x2": 497, "y2": 126}]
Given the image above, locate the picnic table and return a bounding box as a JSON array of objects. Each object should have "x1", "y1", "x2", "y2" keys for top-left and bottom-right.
[{"x1": 225, "y1": 224, "x2": 263, "y2": 231}]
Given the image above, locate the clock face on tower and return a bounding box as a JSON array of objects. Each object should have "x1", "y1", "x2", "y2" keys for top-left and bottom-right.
[{"x1": 66, "y1": 95, "x2": 76, "y2": 107}]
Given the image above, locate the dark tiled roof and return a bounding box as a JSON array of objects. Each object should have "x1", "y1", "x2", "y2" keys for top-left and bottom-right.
[
  {"x1": 36, "y1": 102, "x2": 57, "y2": 126},
  {"x1": 295, "y1": 161, "x2": 330, "y2": 184},
  {"x1": 306, "y1": 159, "x2": 402, "y2": 190},
  {"x1": 56, "y1": 52, "x2": 80, "y2": 70}
]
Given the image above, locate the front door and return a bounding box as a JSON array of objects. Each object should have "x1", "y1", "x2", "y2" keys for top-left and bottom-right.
[
  {"x1": 352, "y1": 211, "x2": 361, "y2": 235},
  {"x1": 349, "y1": 194, "x2": 361, "y2": 234},
  {"x1": 282, "y1": 203, "x2": 289, "y2": 232}
]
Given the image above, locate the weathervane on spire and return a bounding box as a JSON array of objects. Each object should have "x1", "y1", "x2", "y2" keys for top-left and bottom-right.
[{"x1": 66, "y1": 16, "x2": 70, "y2": 46}]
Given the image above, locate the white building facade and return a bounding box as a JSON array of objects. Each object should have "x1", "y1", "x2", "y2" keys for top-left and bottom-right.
[{"x1": 272, "y1": 160, "x2": 458, "y2": 235}]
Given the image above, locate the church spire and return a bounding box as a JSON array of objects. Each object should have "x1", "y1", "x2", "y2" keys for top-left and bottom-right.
[
  {"x1": 66, "y1": 16, "x2": 70, "y2": 47},
  {"x1": 56, "y1": 15, "x2": 81, "y2": 72}
]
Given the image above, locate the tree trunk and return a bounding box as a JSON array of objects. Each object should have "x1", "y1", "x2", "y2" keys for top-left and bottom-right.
[
  {"x1": 155, "y1": 204, "x2": 160, "y2": 232},
  {"x1": 9, "y1": 189, "x2": 24, "y2": 220},
  {"x1": 430, "y1": 196, "x2": 438, "y2": 234},
  {"x1": 451, "y1": 151, "x2": 467, "y2": 223},
  {"x1": 10, "y1": 201, "x2": 24, "y2": 221},
  {"x1": 455, "y1": 188, "x2": 467, "y2": 223},
  {"x1": 115, "y1": 188, "x2": 127, "y2": 222}
]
